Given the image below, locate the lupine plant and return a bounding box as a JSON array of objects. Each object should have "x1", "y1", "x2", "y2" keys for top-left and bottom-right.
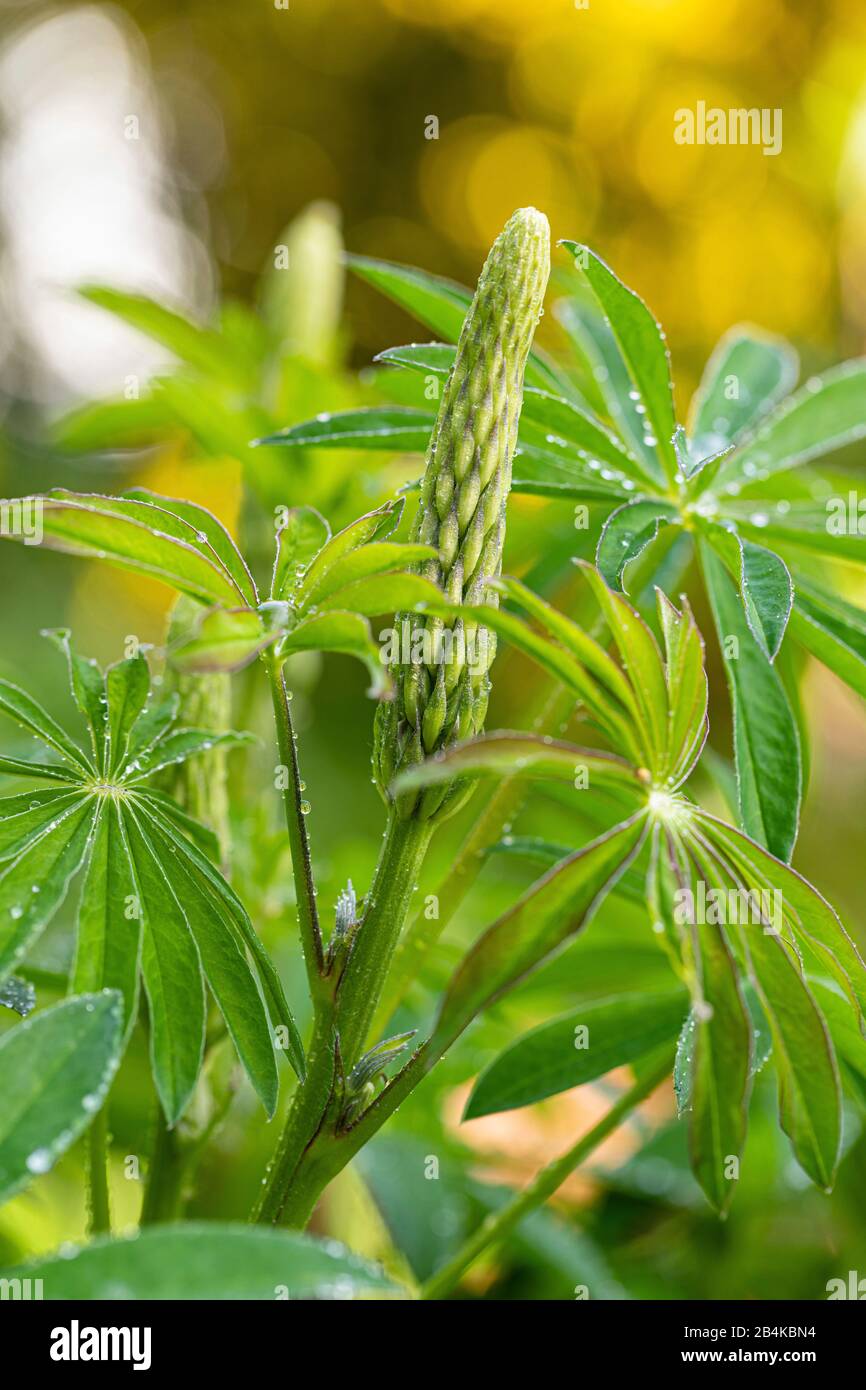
[{"x1": 1, "y1": 207, "x2": 866, "y2": 1299}]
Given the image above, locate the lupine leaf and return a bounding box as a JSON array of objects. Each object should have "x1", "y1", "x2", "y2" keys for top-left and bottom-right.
[
  {"x1": 72, "y1": 799, "x2": 140, "y2": 1034},
  {"x1": 0, "y1": 679, "x2": 91, "y2": 773},
  {"x1": 689, "y1": 327, "x2": 798, "y2": 454},
  {"x1": 694, "y1": 809, "x2": 866, "y2": 1026},
  {"x1": 135, "y1": 807, "x2": 279, "y2": 1116},
  {"x1": 553, "y1": 294, "x2": 664, "y2": 478},
  {"x1": 464, "y1": 990, "x2": 687, "y2": 1119},
  {"x1": 393, "y1": 731, "x2": 644, "y2": 799},
  {"x1": 0, "y1": 991, "x2": 123, "y2": 1205},
  {"x1": 700, "y1": 541, "x2": 800, "y2": 861},
  {"x1": 741, "y1": 910, "x2": 841, "y2": 1188},
  {"x1": 43, "y1": 630, "x2": 108, "y2": 772},
  {"x1": 656, "y1": 591, "x2": 708, "y2": 785},
  {"x1": 715, "y1": 360, "x2": 866, "y2": 487},
  {"x1": 170, "y1": 608, "x2": 276, "y2": 674},
  {"x1": 13, "y1": 492, "x2": 245, "y2": 606},
  {"x1": 703, "y1": 523, "x2": 793, "y2": 661},
  {"x1": 124, "y1": 728, "x2": 253, "y2": 782},
  {"x1": 271, "y1": 507, "x2": 331, "y2": 601},
  {"x1": 578, "y1": 562, "x2": 668, "y2": 772},
  {"x1": 789, "y1": 579, "x2": 866, "y2": 700},
  {"x1": 105, "y1": 654, "x2": 151, "y2": 775},
  {"x1": 563, "y1": 243, "x2": 679, "y2": 483},
  {"x1": 120, "y1": 808, "x2": 205, "y2": 1124},
  {"x1": 0, "y1": 795, "x2": 97, "y2": 981},
  {"x1": 596, "y1": 500, "x2": 679, "y2": 590},
  {"x1": 0, "y1": 755, "x2": 81, "y2": 783},
  {"x1": 430, "y1": 815, "x2": 647, "y2": 1051},
  {"x1": 256, "y1": 406, "x2": 435, "y2": 453},
  {"x1": 4, "y1": 1223, "x2": 400, "y2": 1300},
  {"x1": 301, "y1": 542, "x2": 435, "y2": 604},
  {"x1": 80, "y1": 286, "x2": 254, "y2": 387},
  {"x1": 315, "y1": 570, "x2": 442, "y2": 618},
  {"x1": 125, "y1": 488, "x2": 257, "y2": 606},
  {"x1": 142, "y1": 805, "x2": 304, "y2": 1080},
  {"x1": 677, "y1": 840, "x2": 753, "y2": 1212},
  {"x1": 297, "y1": 500, "x2": 405, "y2": 607},
  {"x1": 278, "y1": 611, "x2": 390, "y2": 699}
]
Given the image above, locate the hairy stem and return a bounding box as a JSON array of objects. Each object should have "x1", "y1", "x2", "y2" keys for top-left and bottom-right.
[
  {"x1": 266, "y1": 655, "x2": 325, "y2": 1000},
  {"x1": 251, "y1": 1002, "x2": 337, "y2": 1225},
  {"x1": 375, "y1": 681, "x2": 576, "y2": 1033},
  {"x1": 85, "y1": 1107, "x2": 111, "y2": 1236},
  {"x1": 336, "y1": 812, "x2": 434, "y2": 1069},
  {"x1": 420, "y1": 1052, "x2": 673, "y2": 1299}
]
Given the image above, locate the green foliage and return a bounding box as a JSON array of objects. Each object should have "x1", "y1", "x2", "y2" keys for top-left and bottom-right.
[
  {"x1": 0, "y1": 993, "x2": 123, "y2": 1205},
  {"x1": 0, "y1": 636, "x2": 300, "y2": 1121},
  {"x1": 2, "y1": 208, "x2": 866, "y2": 1299},
  {"x1": 5, "y1": 1224, "x2": 399, "y2": 1299}
]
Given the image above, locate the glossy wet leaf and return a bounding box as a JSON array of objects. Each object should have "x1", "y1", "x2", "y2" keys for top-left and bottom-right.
[
  {"x1": 701, "y1": 541, "x2": 800, "y2": 860},
  {"x1": 596, "y1": 499, "x2": 679, "y2": 590},
  {"x1": 689, "y1": 327, "x2": 798, "y2": 454},
  {"x1": 0, "y1": 991, "x2": 123, "y2": 1205},
  {"x1": 257, "y1": 405, "x2": 435, "y2": 453},
  {"x1": 393, "y1": 730, "x2": 643, "y2": 799},
  {"x1": 789, "y1": 579, "x2": 866, "y2": 701},
  {"x1": 715, "y1": 360, "x2": 866, "y2": 487},
  {"x1": 3, "y1": 1223, "x2": 400, "y2": 1299},
  {"x1": 563, "y1": 243, "x2": 678, "y2": 483},
  {"x1": 465, "y1": 990, "x2": 687, "y2": 1119}
]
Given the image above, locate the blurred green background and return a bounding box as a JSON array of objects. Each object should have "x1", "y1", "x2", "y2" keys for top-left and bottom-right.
[{"x1": 1, "y1": 0, "x2": 865, "y2": 1299}]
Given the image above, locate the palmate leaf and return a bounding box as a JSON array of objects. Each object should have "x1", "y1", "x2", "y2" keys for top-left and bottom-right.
[
  {"x1": 789, "y1": 578, "x2": 866, "y2": 700},
  {"x1": 686, "y1": 817, "x2": 845, "y2": 1189},
  {"x1": 2, "y1": 1223, "x2": 400, "y2": 1300},
  {"x1": 562, "y1": 243, "x2": 679, "y2": 485},
  {"x1": 0, "y1": 644, "x2": 302, "y2": 1123},
  {"x1": 0, "y1": 992, "x2": 123, "y2": 1205},
  {"x1": 700, "y1": 523, "x2": 793, "y2": 662},
  {"x1": 700, "y1": 541, "x2": 801, "y2": 861},
  {"x1": 688, "y1": 326, "x2": 799, "y2": 456},
  {"x1": 714, "y1": 359, "x2": 866, "y2": 490},
  {"x1": 6, "y1": 491, "x2": 253, "y2": 607},
  {"x1": 664, "y1": 835, "x2": 753, "y2": 1213},
  {"x1": 464, "y1": 989, "x2": 688, "y2": 1120},
  {"x1": 429, "y1": 815, "x2": 648, "y2": 1054}
]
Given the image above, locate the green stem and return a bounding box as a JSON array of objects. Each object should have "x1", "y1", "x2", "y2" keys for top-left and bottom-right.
[
  {"x1": 85, "y1": 1107, "x2": 111, "y2": 1236},
  {"x1": 374, "y1": 682, "x2": 576, "y2": 1035},
  {"x1": 266, "y1": 655, "x2": 325, "y2": 1001},
  {"x1": 251, "y1": 1002, "x2": 337, "y2": 1225},
  {"x1": 336, "y1": 812, "x2": 434, "y2": 1070},
  {"x1": 420, "y1": 1053, "x2": 673, "y2": 1300},
  {"x1": 140, "y1": 1108, "x2": 185, "y2": 1225}
]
